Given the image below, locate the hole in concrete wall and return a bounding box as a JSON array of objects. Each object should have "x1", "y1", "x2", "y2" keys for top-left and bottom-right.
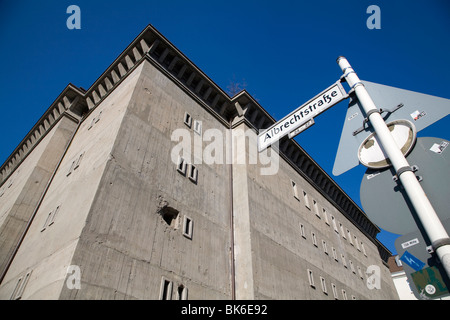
[{"x1": 159, "y1": 206, "x2": 179, "y2": 228}]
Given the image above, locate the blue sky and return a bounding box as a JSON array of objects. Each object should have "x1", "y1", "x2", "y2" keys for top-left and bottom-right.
[{"x1": 0, "y1": 0, "x2": 449, "y2": 255}]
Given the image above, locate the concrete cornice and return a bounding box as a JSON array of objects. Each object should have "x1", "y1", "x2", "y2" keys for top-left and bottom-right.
[{"x1": 0, "y1": 84, "x2": 87, "y2": 186}]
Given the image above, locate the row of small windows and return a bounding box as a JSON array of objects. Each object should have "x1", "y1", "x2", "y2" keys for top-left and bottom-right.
[
  {"x1": 307, "y1": 269, "x2": 357, "y2": 300},
  {"x1": 177, "y1": 156, "x2": 198, "y2": 184},
  {"x1": 41, "y1": 205, "x2": 60, "y2": 232},
  {"x1": 10, "y1": 270, "x2": 32, "y2": 300},
  {"x1": 87, "y1": 110, "x2": 102, "y2": 130},
  {"x1": 67, "y1": 152, "x2": 85, "y2": 177},
  {"x1": 160, "y1": 277, "x2": 188, "y2": 300},
  {"x1": 184, "y1": 112, "x2": 202, "y2": 135},
  {"x1": 301, "y1": 223, "x2": 366, "y2": 280},
  {"x1": 291, "y1": 180, "x2": 367, "y2": 257}
]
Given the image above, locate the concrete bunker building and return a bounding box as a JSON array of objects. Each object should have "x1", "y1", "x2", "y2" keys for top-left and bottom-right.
[{"x1": 0, "y1": 25, "x2": 398, "y2": 300}]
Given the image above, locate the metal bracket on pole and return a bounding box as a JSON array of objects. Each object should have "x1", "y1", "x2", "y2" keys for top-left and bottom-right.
[
  {"x1": 432, "y1": 238, "x2": 450, "y2": 252},
  {"x1": 379, "y1": 103, "x2": 404, "y2": 120},
  {"x1": 352, "y1": 108, "x2": 380, "y2": 136},
  {"x1": 352, "y1": 104, "x2": 404, "y2": 136},
  {"x1": 392, "y1": 165, "x2": 420, "y2": 183}
]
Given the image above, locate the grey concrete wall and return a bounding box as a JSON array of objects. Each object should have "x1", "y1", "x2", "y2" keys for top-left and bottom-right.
[
  {"x1": 241, "y1": 120, "x2": 398, "y2": 300},
  {"x1": 0, "y1": 115, "x2": 78, "y2": 286},
  {"x1": 0, "y1": 63, "x2": 143, "y2": 300},
  {"x1": 59, "y1": 60, "x2": 232, "y2": 299}
]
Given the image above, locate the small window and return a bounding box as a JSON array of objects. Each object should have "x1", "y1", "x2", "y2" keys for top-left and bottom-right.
[
  {"x1": 74, "y1": 152, "x2": 85, "y2": 170},
  {"x1": 184, "y1": 112, "x2": 192, "y2": 128},
  {"x1": 357, "y1": 266, "x2": 364, "y2": 279},
  {"x1": 311, "y1": 232, "x2": 318, "y2": 247},
  {"x1": 291, "y1": 180, "x2": 300, "y2": 201},
  {"x1": 303, "y1": 191, "x2": 310, "y2": 210},
  {"x1": 320, "y1": 277, "x2": 328, "y2": 295},
  {"x1": 67, "y1": 160, "x2": 76, "y2": 176},
  {"x1": 176, "y1": 284, "x2": 188, "y2": 300},
  {"x1": 323, "y1": 208, "x2": 330, "y2": 225},
  {"x1": 322, "y1": 240, "x2": 328, "y2": 255},
  {"x1": 95, "y1": 111, "x2": 102, "y2": 123},
  {"x1": 159, "y1": 278, "x2": 173, "y2": 300},
  {"x1": 331, "y1": 215, "x2": 339, "y2": 234},
  {"x1": 340, "y1": 223, "x2": 346, "y2": 238},
  {"x1": 10, "y1": 270, "x2": 32, "y2": 300},
  {"x1": 342, "y1": 289, "x2": 348, "y2": 300},
  {"x1": 354, "y1": 236, "x2": 361, "y2": 251},
  {"x1": 41, "y1": 206, "x2": 60, "y2": 232},
  {"x1": 48, "y1": 206, "x2": 60, "y2": 227},
  {"x1": 88, "y1": 118, "x2": 95, "y2": 130},
  {"x1": 349, "y1": 260, "x2": 356, "y2": 274},
  {"x1": 177, "y1": 156, "x2": 187, "y2": 175},
  {"x1": 332, "y1": 247, "x2": 338, "y2": 261},
  {"x1": 42, "y1": 212, "x2": 53, "y2": 232},
  {"x1": 313, "y1": 200, "x2": 320, "y2": 218},
  {"x1": 361, "y1": 242, "x2": 367, "y2": 257},
  {"x1": 352, "y1": 295, "x2": 357, "y2": 300},
  {"x1": 300, "y1": 224, "x2": 306, "y2": 239},
  {"x1": 188, "y1": 165, "x2": 198, "y2": 183},
  {"x1": 307, "y1": 269, "x2": 315, "y2": 288},
  {"x1": 347, "y1": 229, "x2": 353, "y2": 244},
  {"x1": 183, "y1": 216, "x2": 193, "y2": 239},
  {"x1": 341, "y1": 254, "x2": 347, "y2": 268},
  {"x1": 193, "y1": 120, "x2": 202, "y2": 135},
  {"x1": 331, "y1": 283, "x2": 338, "y2": 300}
]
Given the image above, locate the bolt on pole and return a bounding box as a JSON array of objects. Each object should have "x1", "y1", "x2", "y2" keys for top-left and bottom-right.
[{"x1": 337, "y1": 56, "x2": 450, "y2": 280}]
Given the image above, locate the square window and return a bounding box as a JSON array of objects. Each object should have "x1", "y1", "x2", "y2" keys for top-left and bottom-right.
[
  {"x1": 74, "y1": 152, "x2": 85, "y2": 170},
  {"x1": 291, "y1": 180, "x2": 300, "y2": 201},
  {"x1": 300, "y1": 224, "x2": 306, "y2": 239},
  {"x1": 184, "y1": 112, "x2": 192, "y2": 128},
  {"x1": 159, "y1": 277, "x2": 173, "y2": 300},
  {"x1": 322, "y1": 240, "x2": 328, "y2": 255},
  {"x1": 176, "y1": 284, "x2": 188, "y2": 300},
  {"x1": 177, "y1": 156, "x2": 187, "y2": 175},
  {"x1": 188, "y1": 165, "x2": 198, "y2": 183},
  {"x1": 193, "y1": 120, "x2": 202, "y2": 135},
  {"x1": 320, "y1": 277, "x2": 328, "y2": 295},
  {"x1": 10, "y1": 270, "x2": 32, "y2": 300},
  {"x1": 313, "y1": 200, "x2": 320, "y2": 218},
  {"x1": 311, "y1": 232, "x2": 318, "y2": 247},
  {"x1": 323, "y1": 208, "x2": 330, "y2": 225},
  {"x1": 307, "y1": 269, "x2": 315, "y2": 288},
  {"x1": 183, "y1": 216, "x2": 193, "y2": 240},
  {"x1": 331, "y1": 283, "x2": 338, "y2": 300},
  {"x1": 303, "y1": 191, "x2": 310, "y2": 210}
]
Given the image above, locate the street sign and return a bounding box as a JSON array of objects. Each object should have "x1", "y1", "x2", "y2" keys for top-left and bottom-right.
[
  {"x1": 395, "y1": 220, "x2": 450, "y2": 300},
  {"x1": 360, "y1": 137, "x2": 450, "y2": 235},
  {"x1": 333, "y1": 81, "x2": 450, "y2": 176},
  {"x1": 257, "y1": 81, "x2": 347, "y2": 152}
]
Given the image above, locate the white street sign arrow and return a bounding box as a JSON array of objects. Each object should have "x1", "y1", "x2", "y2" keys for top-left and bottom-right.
[{"x1": 257, "y1": 81, "x2": 348, "y2": 152}]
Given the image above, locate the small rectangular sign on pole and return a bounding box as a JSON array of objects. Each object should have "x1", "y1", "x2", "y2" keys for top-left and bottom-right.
[{"x1": 257, "y1": 81, "x2": 348, "y2": 152}]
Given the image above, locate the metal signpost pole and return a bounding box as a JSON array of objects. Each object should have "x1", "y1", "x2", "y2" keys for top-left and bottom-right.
[{"x1": 337, "y1": 56, "x2": 450, "y2": 280}]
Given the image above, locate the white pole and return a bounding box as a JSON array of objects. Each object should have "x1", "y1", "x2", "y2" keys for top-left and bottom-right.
[{"x1": 337, "y1": 56, "x2": 450, "y2": 281}]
